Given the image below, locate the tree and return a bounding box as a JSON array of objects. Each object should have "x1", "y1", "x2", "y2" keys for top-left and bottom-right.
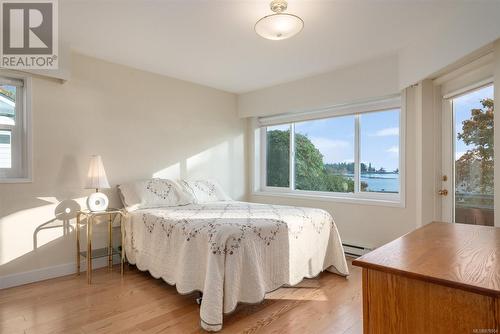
[
  {"x1": 266, "y1": 129, "x2": 290, "y2": 187},
  {"x1": 266, "y1": 129, "x2": 354, "y2": 192},
  {"x1": 368, "y1": 163, "x2": 375, "y2": 173},
  {"x1": 325, "y1": 162, "x2": 354, "y2": 174},
  {"x1": 456, "y1": 98, "x2": 494, "y2": 194},
  {"x1": 295, "y1": 133, "x2": 325, "y2": 190},
  {"x1": 361, "y1": 163, "x2": 367, "y2": 173}
]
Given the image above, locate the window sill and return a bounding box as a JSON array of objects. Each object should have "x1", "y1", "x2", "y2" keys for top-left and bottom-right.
[
  {"x1": 251, "y1": 190, "x2": 405, "y2": 208},
  {"x1": 0, "y1": 177, "x2": 32, "y2": 184}
]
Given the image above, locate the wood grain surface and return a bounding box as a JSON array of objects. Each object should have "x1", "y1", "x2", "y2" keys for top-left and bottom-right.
[
  {"x1": 363, "y1": 268, "x2": 499, "y2": 334},
  {"x1": 353, "y1": 222, "x2": 500, "y2": 296},
  {"x1": 0, "y1": 260, "x2": 361, "y2": 334}
]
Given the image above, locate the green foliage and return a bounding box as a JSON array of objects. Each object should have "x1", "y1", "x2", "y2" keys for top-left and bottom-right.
[
  {"x1": 295, "y1": 132, "x2": 327, "y2": 190},
  {"x1": 325, "y1": 162, "x2": 354, "y2": 174},
  {"x1": 266, "y1": 129, "x2": 290, "y2": 187},
  {"x1": 456, "y1": 98, "x2": 494, "y2": 193},
  {"x1": 267, "y1": 129, "x2": 357, "y2": 192},
  {"x1": 326, "y1": 162, "x2": 398, "y2": 175}
]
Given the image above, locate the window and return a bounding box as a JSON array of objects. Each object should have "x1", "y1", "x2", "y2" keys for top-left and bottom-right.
[
  {"x1": 266, "y1": 124, "x2": 290, "y2": 187},
  {"x1": 453, "y1": 85, "x2": 494, "y2": 225},
  {"x1": 0, "y1": 130, "x2": 12, "y2": 168},
  {"x1": 360, "y1": 109, "x2": 400, "y2": 193},
  {"x1": 0, "y1": 75, "x2": 31, "y2": 181},
  {"x1": 260, "y1": 100, "x2": 403, "y2": 204},
  {"x1": 295, "y1": 116, "x2": 355, "y2": 193}
]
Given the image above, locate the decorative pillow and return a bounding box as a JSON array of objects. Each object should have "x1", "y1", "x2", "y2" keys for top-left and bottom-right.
[
  {"x1": 180, "y1": 179, "x2": 231, "y2": 203},
  {"x1": 118, "y1": 178, "x2": 193, "y2": 211}
]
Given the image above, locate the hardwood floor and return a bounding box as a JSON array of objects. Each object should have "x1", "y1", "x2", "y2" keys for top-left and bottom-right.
[{"x1": 0, "y1": 260, "x2": 362, "y2": 334}]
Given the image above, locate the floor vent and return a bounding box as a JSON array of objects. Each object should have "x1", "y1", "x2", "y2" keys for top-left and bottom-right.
[{"x1": 343, "y1": 243, "x2": 372, "y2": 258}]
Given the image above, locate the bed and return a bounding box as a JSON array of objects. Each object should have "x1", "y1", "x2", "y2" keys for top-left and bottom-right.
[{"x1": 122, "y1": 199, "x2": 349, "y2": 332}]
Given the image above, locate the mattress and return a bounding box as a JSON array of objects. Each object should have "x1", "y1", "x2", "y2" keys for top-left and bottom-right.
[{"x1": 123, "y1": 201, "x2": 349, "y2": 331}]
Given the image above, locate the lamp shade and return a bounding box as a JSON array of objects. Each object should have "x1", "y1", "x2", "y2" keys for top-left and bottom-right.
[
  {"x1": 85, "y1": 155, "x2": 110, "y2": 190},
  {"x1": 255, "y1": 13, "x2": 303, "y2": 41}
]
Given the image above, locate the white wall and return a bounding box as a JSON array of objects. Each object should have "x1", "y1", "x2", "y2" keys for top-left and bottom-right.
[
  {"x1": 414, "y1": 79, "x2": 440, "y2": 228},
  {"x1": 0, "y1": 53, "x2": 246, "y2": 283},
  {"x1": 238, "y1": 54, "x2": 399, "y2": 118},
  {"x1": 398, "y1": 2, "x2": 500, "y2": 89}
]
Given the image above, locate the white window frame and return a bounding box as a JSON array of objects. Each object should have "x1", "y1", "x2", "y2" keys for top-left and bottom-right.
[
  {"x1": 0, "y1": 72, "x2": 32, "y2": 183},
  {"x1": 440, "y1": 78, "x2": 494, "y2": 223},
  {"x1": 255, "y1": 95, "x2": 406, "y2": 207}
]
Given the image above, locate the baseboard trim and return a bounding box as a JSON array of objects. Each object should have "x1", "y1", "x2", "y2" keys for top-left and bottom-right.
[
  {"x1": 0, "y1": 257, "x2": 120, "y2": 290},
  {"x1": 343, "y1": 243, "x2": 372, "y2": 258},
  {"x1": 3, "y1": 245, "x2": 370, "y2": 289}
]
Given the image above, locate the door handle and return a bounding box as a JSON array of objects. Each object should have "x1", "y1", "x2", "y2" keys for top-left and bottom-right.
[{"x1": 438, "y1": 189, "x2": 448, "y2": 196}]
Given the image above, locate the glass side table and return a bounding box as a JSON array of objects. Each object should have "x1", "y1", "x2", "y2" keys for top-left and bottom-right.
[{"x1": 76, "y1": 208, "x2": 126, "y2": 284}]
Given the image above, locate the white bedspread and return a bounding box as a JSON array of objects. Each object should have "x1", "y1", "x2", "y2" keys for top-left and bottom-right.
[{"x1": 123, "y1": 201, "x2": 349, "y2": 331}]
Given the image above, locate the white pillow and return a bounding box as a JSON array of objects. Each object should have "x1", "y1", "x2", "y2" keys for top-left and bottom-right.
[
  {"x1": 180, "y1": 179, "x2": 231, "y2": 203},
  {"x1": 118, "y1": 178, "x2": 193, "y2": 211}
]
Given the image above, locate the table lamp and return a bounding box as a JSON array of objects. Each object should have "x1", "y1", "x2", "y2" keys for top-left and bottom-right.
[{"x1": 85, "y1": 155, "x2": 110, "y2": 211}]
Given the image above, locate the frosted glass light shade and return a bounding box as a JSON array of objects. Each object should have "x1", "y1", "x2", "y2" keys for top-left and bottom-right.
[
  {"x1": 85, "y1": 155, "x2": 110, "y2": 190},
  {"x1": 255, "y1": 13, "x2": 303, "y2": 40}
]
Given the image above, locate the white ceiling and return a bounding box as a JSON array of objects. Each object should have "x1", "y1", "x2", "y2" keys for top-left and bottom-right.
[{"x1": 60, "y1": 1, "x2": 497, "y2": 93}]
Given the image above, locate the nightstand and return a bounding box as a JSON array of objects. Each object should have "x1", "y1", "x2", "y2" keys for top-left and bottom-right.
[{"x1": 76, "y1": 208, "x2": 126, "y2": 284}]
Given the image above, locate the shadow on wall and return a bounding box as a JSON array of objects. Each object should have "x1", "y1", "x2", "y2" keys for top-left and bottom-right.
[
  {"x1": 0, "y1": 197, "x2": 86, "y2": 272},
  {"x1": 0, "y1": 134, "x2": 246, "y2": 278},
  {"x1": 33, "y1": 199, "x2": 80, "y2": 249}
]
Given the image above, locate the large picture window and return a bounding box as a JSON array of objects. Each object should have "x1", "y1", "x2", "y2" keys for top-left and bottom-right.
[
  {"x1": 261, "y1": 102, "x2": 403, "y2": 203},
  {"x1": 0, "y1": 75, "x2": 31, "y2": 181}
]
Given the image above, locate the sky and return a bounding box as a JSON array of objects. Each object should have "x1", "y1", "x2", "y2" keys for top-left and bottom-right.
[
  {"x1": 295, "y1": 109, "x2": 400, "y2": 171},
  {"x1": 454, "y1": 84, "x2": 494, "y2": 160}
]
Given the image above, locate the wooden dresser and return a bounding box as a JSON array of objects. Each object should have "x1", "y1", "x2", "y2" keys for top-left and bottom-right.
[{"x1": 353, "y1": 222, "x2": 500, "y2": 334}]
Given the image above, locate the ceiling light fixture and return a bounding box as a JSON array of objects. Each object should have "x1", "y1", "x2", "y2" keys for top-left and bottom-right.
[{"x1": 255, "y1": 0, "x2": 304, "y2": 41}]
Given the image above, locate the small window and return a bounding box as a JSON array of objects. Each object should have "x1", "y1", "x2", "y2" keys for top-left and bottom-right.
[{"x1": 0, "y1": 75, "x2": 31, "y2": 181}]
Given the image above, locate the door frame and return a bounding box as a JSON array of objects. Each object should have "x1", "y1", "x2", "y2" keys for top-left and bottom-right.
[
  {"x1": 440, "y1": 78, "x2": 494, "y2": 223},
  {"x1": 441, "y1": 98, "x2": 454, "y2": 223}
]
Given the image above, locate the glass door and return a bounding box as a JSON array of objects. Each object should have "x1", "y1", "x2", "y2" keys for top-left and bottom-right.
[{"x1": 442, "y1": 84, "x2": 494, "y2": 226}]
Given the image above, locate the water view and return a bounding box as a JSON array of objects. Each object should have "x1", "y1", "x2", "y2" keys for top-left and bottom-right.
[{"x1": 343, "y1": 173, "x2": 399, "y2": 193}]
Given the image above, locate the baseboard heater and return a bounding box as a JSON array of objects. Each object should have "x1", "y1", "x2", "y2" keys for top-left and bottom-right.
[{"x1": 342, "y1": 243, "x2": 372, "y2": 258}]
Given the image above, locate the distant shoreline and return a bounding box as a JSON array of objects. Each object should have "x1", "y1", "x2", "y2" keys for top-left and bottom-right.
[{"x1": 341, "y1": 172, "x2": 399, "y2": 180}]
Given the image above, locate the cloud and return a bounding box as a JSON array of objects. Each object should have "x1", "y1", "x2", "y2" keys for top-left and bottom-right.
[
  {"x1": 455, "y1": 151, "x2": 465, "y2": 160},
  {"x1": 373, "y1": 127, "x2": 399, "y2": 137},
  {"x1": 453, "y1": 85, "x2": 493, "y2": 105},
  {"x1": 310, "y1": 137, "x2": 350, "y2": 150},
  {"x1": 309, "y1": 137, "x2": 351, "y2": 163},
  {"x1": 386, "y1": 146, "x2": 399, "y2": 154}
]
